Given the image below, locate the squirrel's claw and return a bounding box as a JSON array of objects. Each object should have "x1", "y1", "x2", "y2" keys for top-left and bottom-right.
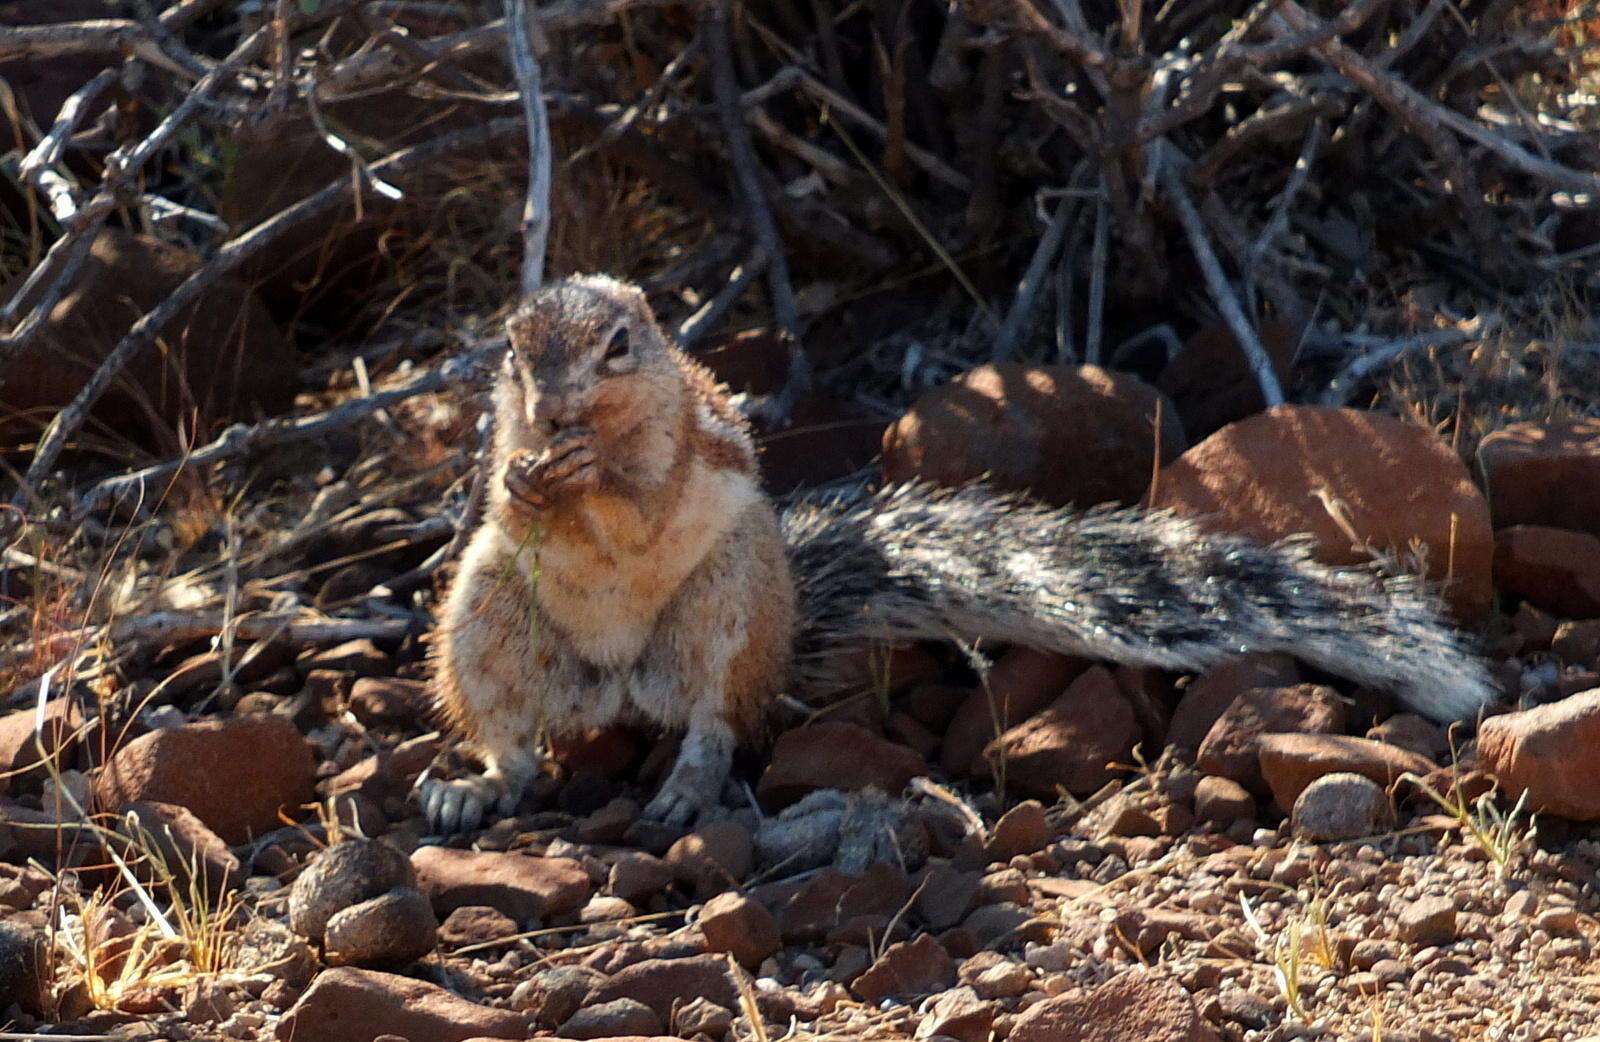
[
  {"x1": 505, "y1": 432, "x2": 600, "y2": 509},
  {"x1": 417, "y1": 773, "x2": 520, "y2": 836}
]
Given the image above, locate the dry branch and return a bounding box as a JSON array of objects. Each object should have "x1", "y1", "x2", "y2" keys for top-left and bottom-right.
[
  {"x1": 1158, "y1": 147, "x2": 1285, "y2": 407},
  {"x1": 1319, "y1": 328, "x2": 1481, "y2": 406},
  {"x1": 74, "y1": 342, "x2": 504, "y2": 519},
  {"x1": 994, "y1": 198, "x2": 1073, "y2": 361},
  {"x1": 0, "y1": 24, "x2": 276, "y2": 371},
  {"x1": 19, "y1": 117, "x2": 522, "y2": 500},
  {"x1": 707, "y1": 0, "x2": 810, "y2": 420},
  {"x1": 0, "y1": 19, "x2": 192, "y2": 73},
  {"x1": 507, "y1": 0, "x2": 555, "y2": 294},
  {"x1": 315, "y1": 0, "x2": 703, "y2": 101}
]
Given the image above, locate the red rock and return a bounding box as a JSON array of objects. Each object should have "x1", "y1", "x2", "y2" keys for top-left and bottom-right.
[
  {"x1": 328, "y1": 734, "x2": 440, "y2": 806},
  {"x1": 299, "y1": 638, "x2": 391, "y2": 674},
  {"x1": 665, "y1": 821, "x2": 753, "y2": 899},
  {"x1": 916, "y1": 986, "x2": 996, "y2": 1042},
  {"x1": 1366, "y1": 713, "x2": 1449, "y2": 760},
  {"x1": 975, "y1": 667, "x2": 1138, "y2": 797},
  {"x1": 883, "y1": 363, "x2": 1184, "y2": 508},
  {"x1": 699, "y1": 892, "x2": 781, "y2": 966},
  {"x1": 274, "y1": 967, "x2": 527, "y2": 1042},
  {"x1": 575, "y1": 797, "x2": 638, "y2": 845},
  {"x1": 0, "y1": 230, "x2": 296, "y2": 452},
  {"x1": 1511, "y1": 602, "x2": 1560, "y2": 651},
  {"x1": 95, "y1": 716, "x2": 316, "y2": 843},
  {"x1": 1494, "y1": 526, "x2": 1600, "y2": 618},
  {"x1": 1166, "y1": 654, "x2": 1300, "y2": 753},
  {"x1": 986, "y1": 800, "x2": 1051, "y2": 861},
  {"x1": 839, "y1": 862, "x2": 913, "y2": 921},
  {"x1": 851, "y1": 933, "x2": 957, "y2": 1003},
  {"x1": 961, "y1": 952, "x2": 1032, "y2": 999},
  {"x1": 1477, "y1": 689, "x2": 1600, "y2": 820},
  {"x1": 438, "y1": 906, "x2": 518, "y2": 948},
  {"x1": 1477, "y1": 419, "x2": 1600, "y2": 537},
  {"x1": 1396, "y1": 896, "x2": 1457, "y2": 946},
  {"x1": 915, "y1": 864, "x2": 980, "y2": 930},
  {"x1": 962, "y1": 902, "x2": 1044, "y2": 947},
  {"x1": 1256, "y1": 734, "x2": 1435, "y2": 812},
  {"x1": 120, "y1": 801, "x2": 242, "y2": 899},
  {"x1": 758, "y1": 394, "x2": 887, "y2": 494},
  {"x1": 1156, "y1": 321, "x2": 1296, "y2": 440},
  {"x1": 903, "y1": 683, "x2": 967, "y2": 733},
  {"x1": 1195, "y1": 685, "x2": 1347, "y2": 792},
  {"x1": 888, "y1": 712, "x2": 941, "y2": 759},
  {"x1": 1151, "y1": 404, "x2": 1492, "y2": 620},
  {"x1": 778, "y1": 869, "x2": 856, "y2": 943},
  {"x1": 941, "y1": 648, "x2": 1089, "y2": 775},
  {"x1": 588, "y1": 954, "x2": 792, "y2": 1022},
  {"x1": 1552, "y1": 620, "x2": 1600, "y2": 666},
  {"x1": 1008, "y1": 967, "x2": 1217, "y2": 1042},
  {"x1": 692, "y1": 327, "x2": 788, "y2": 396},
  {"x1": 818, "y1": 644, "x2": 945, "y2": 713},
  {"x1": 1114, "y1": 665, "x2": 1176, "y2": 747},
  {"x1": 0, "y1": 699, "x2": 84, "y2": 794},
  {"x1": 675, "y1": 996, "x2": 736, "y2": 1037},
  {"x1": 411, "y1": 847, "x2": 591, "y2": 922},
  {"x1": 1193, "y1": 776, "x2": 1255, "y2": 824},
  {"x1": 1093, "y1": 793, "x2": 1162, "y2": 838},
  {"x1": 757, "y1": 722, "x2": 926, "y2": 807},
  {"x1": 549, "y1": 726, "x2": 645, "y2": 778},
  {"x1": 609, "y1": 852, "x2": 674, "y2": 904},
  {"x1": 347, "y1": 678, "x2": 429, "y2": 728}
]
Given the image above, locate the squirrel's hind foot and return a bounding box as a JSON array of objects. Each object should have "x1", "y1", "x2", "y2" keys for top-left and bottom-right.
[{"x1": 642, "y1": 720, "x2": 736, "y2": 827}]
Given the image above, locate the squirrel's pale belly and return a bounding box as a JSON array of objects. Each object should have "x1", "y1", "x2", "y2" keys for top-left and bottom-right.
[{"x1": 529, "y1": 460, "x2": 763, "y2": 666}]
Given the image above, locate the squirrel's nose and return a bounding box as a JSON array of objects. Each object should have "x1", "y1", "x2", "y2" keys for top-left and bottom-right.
[{"x1": 530, "y1": 392, "x2": 581, "y2": 431}]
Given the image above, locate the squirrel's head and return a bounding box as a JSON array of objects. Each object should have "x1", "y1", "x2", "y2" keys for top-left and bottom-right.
[{"x1": 501, "y1": 275, "x2": 678, "y2": 438}]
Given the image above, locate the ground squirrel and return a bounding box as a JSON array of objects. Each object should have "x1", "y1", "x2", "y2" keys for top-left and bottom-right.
[{"x1": 418, "y1": 274, "x2": 1495, "y2": 834}]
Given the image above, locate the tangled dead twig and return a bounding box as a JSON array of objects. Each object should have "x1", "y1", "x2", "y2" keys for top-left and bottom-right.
[{"x1": 0, "y1": 0, "x2": 1591, "y2": 703}]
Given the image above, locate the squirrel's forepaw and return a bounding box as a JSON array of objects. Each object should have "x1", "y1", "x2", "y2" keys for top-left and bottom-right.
[
  {"x1": 505, "y1": 429, "x2": 600, "y2": 508},
  {"x1": 416, "y1": 772, "x2": 522, "y2": 836}
]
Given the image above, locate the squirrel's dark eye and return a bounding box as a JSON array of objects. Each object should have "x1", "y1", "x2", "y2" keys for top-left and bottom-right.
[{"x1": 603, "y1": 325, "x2": 631, "y2": 362}]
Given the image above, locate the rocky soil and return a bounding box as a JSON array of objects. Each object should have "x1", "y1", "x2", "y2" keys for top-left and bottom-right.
[{"x1": 0, "y1": 352, "x2": 1598, "y2": 1042}]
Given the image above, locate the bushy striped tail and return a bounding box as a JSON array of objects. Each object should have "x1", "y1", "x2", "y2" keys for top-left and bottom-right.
[{"x1": 780, "y1": 481, "x2": 1496, "y2": 723}]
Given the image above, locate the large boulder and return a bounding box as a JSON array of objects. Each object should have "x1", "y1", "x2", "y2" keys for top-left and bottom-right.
[
  {"x1": 1008, "y1": 968, "x2": 1217, "y2": 1042},
  {"x1": 1257, "y1": 733, "x2": 1436, "y2": 812},
  {"x1": 757, "y1": 722, "x2": 927, "y2": 807},
  {"x1": 1150, "y1": 405, "x2": 1492, "y2": 620},
  {"x1": 1477, "y1": 419, "x2": 1600, "y2": 536},
  {"x1": 275, "y1": 967, "x2": 527, "y2": 1042},
  {"x1": 1155, "y1": 321, "x2": 1297, "y2": 440},
  {"x1": 975, "y1": 666, "x2": 1139, "y2": 797},
  {"x1": 1493, "y1": 526, "x2": 1600, "y2": 619},
  {"x1": 0, "y1": 231, "x2": 296, "y2": 452},
  {"x1": 411, "y1": 847, "x2": 591, "y2": 922},
  {"x1": 1477, "y1": 689, "x2": 1600, "y2": 820},
  {"x1": 883, "y1": 364, "x2": 1185, "y2": 508},
  {"x1": 95, "y1": 716, "x2": 317, "y2": 844}
]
